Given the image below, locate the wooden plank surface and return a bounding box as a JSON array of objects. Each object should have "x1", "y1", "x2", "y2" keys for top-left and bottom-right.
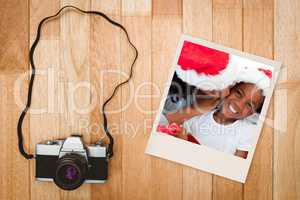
[
  {"x1": 29, "y1": 1, "x2": 61, "y2": 199},
  {"x1": 59, "y1": 0, "x2": 91, "y2": 199},
  {"x1": 0, "y1": 4, "x2": 30, "y2": 200},
  {"x1": 151, "y1": 1, "x2": 183, "y2": 199},
  {"x1": 29, "y1": 40, "x2": 61, "y2": 200},
  {"x1": 120, "y1": 16, "x2": 152, "y2": 200},
  {"x1": 274, "y1": 0, "x2": 300, "y2": 200},
  {"x1": 243, "y1": 0, "x2": 274, "y2": 200},
  {"x1": 90, "y1": 1, "x2": 122, "y2": 199},
  {"x1": 0, "y1": 0, "x2": 29, "y2": 72},
  {"x1": 121, "y1": 1, "x2": 152, "y2": 200},
  {"x1": 30, "y1": 0, "x2": 60, "y2": 39},
  {"x1": 0, "y1": 0, "x2": 300, "y2": 200},
  {"x1": 0, "y1": 74, "x2": 30, "y2": 200}
]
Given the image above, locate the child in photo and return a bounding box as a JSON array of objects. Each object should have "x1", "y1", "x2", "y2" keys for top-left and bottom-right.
[
  {"x1": 179, "y1": 82, "x2": 264, "y2": 159},
  {"x1": 156, "y1": 41, "x2": 273, "y2": 159}
]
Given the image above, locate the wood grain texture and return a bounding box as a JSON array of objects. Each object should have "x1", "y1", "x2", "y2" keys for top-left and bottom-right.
[
  {"x1": 243, "y1": 0, "x2": 274, "y2": 200},
  {"x1": 274, "y1": 0, "x2": 300, "y2": 200},
  {"x1": 0, "y1": 0, "x2": 28, "y2": 72},
  {"x1": 59, "y1": 0, "x2": 91, "y2": 199},
  {"x1": 151, "y1": 9, "x2": 183, "y2": 200},
  {"x1": 30, "y1": 0, "x2": 60, "y2": 39},
  {"x1": 29, "y1": 39, "x2": 61, "y2": 200},
  {"x1": 0, "y1": 6, "x2": 30, "y2": 200},
  {"x1": 183, "y1": 0, "x2": 212, "y2": 39},
  {"x1": 152, "y1": 0, "x2": 182, "y2": 15},
  {"x1": 1, "y1": 0, "x2": 300, "y2": 199},
  {"x1": 59, "y1": 0, "x2": 91, "y2": 136},
  {"x1": 0, "y1": 74, "x2": 30, "y2": 200},
  {"x1": 182, "y1": 0, "x2": 213, "y2": 199},
  {"x1": 121, "y1": 2, "x2": 152, "y2": 200},
  {"x1": 151, "y1": 3, "x2": 183, "y2": 200},
  {"x1": 120, "y1": 16, "x2": 152, "y2": 200},
  {"x1": 122, "y1": 0, "x2": 151, "y2": 16},
  {"x1": 212, "y1": 0, "x2": 243, "y2": 199},
  {"x1": 90, "y1": 0, "x2": 122, "y2": 199},
  {"x1": 29, "y1": 4, "x2": 61, "y2": 200}
]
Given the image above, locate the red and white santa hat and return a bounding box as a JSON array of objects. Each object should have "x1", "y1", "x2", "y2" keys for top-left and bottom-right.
[{"x1": 175, "y1": 41, "x2": 273, "y2": 96}]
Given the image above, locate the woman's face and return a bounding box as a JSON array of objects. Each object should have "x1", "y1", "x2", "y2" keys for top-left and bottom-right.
[{"x1": 221, "y1": 83, "x2": 264, "y2": 120}]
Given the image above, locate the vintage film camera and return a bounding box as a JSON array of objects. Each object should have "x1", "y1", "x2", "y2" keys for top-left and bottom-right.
[{"x1": 35, "y1": 135, "x2": 108, "y2": 190}]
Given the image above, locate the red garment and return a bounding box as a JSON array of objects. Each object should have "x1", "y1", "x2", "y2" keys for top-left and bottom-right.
[
  {"x1": 157, "y1": 123, "x2": 200, "y2": 145},
  {"x1": 157, "y1": 123, "x2": 182, "y2": 136},
  {"x1": 187, "y1": 134, "x2": 200, "y2": 144}
]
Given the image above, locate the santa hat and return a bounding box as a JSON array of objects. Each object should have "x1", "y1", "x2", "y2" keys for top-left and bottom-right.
[{"x1": 175, "y1": 41, "x2": 272, "y2": 96}]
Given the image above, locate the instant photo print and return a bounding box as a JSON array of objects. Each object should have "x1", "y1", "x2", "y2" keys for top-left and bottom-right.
[{"x1": 145, "y1": 34, "x2": 281, "y2": 183}]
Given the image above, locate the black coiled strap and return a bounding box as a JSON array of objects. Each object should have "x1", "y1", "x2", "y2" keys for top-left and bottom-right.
[{"x1": 17, "y1": 5, "x2": 138, "y2": 160}]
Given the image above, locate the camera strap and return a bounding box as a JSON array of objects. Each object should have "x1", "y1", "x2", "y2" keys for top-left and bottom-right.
[{"x1": 17, "y1": 5, "x2": 138, "y2": 160}]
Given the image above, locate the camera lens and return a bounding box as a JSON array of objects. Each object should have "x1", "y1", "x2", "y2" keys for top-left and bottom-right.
[{"x1": 54, "y1": 154, "x2": 88, "y2": 190}]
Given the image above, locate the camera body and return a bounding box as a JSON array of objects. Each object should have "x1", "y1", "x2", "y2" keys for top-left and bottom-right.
[{"x1": 35, "y1": 135, "x2": 108, "y2": 190}]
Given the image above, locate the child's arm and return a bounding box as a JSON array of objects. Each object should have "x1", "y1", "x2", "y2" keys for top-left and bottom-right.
[
  {"x1": 172, "y1": 126, "x2": 187, "y2": 140},
  {"x1": 175, "y1": 128, "x2": 201, "y2": 145},
  {"x1": 234, "y1": 150, "x2": 248, "y2": 159},
  {"x1": 157, "y1": 115, "x2": 202, "y2": 144}
]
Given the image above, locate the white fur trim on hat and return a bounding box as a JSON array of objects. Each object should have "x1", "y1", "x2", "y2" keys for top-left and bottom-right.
[
  {"x1": 176, "y1": 54, "x2": 272, "y2": 96},
  {"x1": 175, "y1": 55, "x2": 241, "y2": 91},
  {"x1": 232, "y1": 55, "x2": 272, "y2": 96}
]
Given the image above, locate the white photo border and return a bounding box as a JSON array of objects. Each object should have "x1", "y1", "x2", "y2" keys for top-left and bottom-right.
[{"x1": 145, "y1": 34, "x2": 282, "y2": 183}]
